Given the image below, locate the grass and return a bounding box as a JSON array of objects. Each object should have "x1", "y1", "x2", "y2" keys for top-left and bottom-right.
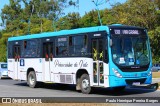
[{"x1": 152, "y1": 72, "x2": 160, "y2": 78}]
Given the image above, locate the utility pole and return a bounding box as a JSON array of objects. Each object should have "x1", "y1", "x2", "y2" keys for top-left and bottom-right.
[{"x1": 92, "y1": 0, "x2": 107, "y2": 26}]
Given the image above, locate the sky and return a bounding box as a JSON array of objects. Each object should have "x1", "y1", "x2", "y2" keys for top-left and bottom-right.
[
  {"x1": 65, "y1": 0, "x2": 126, "y2": 16},
  {"x1": 0, "y1": 0, "x2": 127, "y2": 30}
]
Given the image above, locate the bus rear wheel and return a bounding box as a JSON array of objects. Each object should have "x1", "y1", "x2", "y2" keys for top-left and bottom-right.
[
  {"x1": 80, "y1": 74, "x2": 91, "y2": 94},
  {"x1": 27, "y1": 71, "x2": 38, "y2": 88}
]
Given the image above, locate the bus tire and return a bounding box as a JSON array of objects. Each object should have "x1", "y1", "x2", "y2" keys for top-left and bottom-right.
[
  {"x1": 80, "y1": 74, "x2": 91, "y2": 94},
  {"x1": 27, "y1": 71, "x2": 38, "y2": 88}
]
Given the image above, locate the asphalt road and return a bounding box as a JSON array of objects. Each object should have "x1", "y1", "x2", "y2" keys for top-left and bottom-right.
[
  {"x1": 0, "y1": 79, "x2": 159, "y2": 98},
  {"x1": 0, "y1": 79, "x2": 160, "y2": 106}
]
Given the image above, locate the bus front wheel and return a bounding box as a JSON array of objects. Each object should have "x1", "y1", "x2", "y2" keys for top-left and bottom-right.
[
  {"x1": 27, "y1": 71, "x2": 38, "y2": 88},
  {"x1": 80, "y1": 74, "x2": 91, "y2": 94}
]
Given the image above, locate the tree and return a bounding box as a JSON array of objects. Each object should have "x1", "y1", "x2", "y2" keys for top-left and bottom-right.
[
  {"x1": 0, "y1": 31, "x2": 2, "y2": 38},
  {"x1": 148, "y1": 27, "x2": 160, "y2": 63},
  {"x1": 1, "y1": 0, "x2": 22, "y2": 35},
  {"x1": 109, "y1": 0, "x2": 158, "y2": 30},
  {"x1": 80, "y1": 10, "x2": 100, "y2": 27},
  {"x1": 56, "y1": 12, "x2": 81, "y2": 30}
]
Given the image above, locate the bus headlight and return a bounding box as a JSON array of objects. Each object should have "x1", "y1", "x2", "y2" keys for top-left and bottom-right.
[
  {"x1": 148, "y1": 71, "x2": 152, "y2": 76},
  {"x1": 112, "y1": 68, "x2": 122, "y2": 78}
]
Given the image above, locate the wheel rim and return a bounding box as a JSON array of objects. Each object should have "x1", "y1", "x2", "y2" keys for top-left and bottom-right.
[
  {"x1": 82, "y1": 79, "x2": 89, "y2": 90},
  {"x1": 29, "y1": 74, "x2": 35, "y2": 85}
]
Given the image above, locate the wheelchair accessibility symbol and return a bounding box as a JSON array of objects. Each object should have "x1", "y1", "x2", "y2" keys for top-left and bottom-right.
[{"x1": 20, "y1": 59, "x2": 25, "y2": 66}]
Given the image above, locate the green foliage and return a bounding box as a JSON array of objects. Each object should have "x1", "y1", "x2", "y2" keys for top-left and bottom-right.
[
  {"x1": 0, "y1": 37, "x2": 7, "y2": 62},
  {"x1": 56, "y1": 12, "x2": 81, "y2": 30},
  {"x1": 80, "y1": 10, "x2": 100, "y2": 27},
  {"x1": 0, "y1": 31, "x2": 2, "y2": 38},
  {"x1": 103, "y1": 0, "x2": 158, "y2": 30},
  {"x1": 148, "y1": 27, "x2": 160, "y2": 63}
]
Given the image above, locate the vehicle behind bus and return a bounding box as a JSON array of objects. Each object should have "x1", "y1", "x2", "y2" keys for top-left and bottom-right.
[{"x1": 0, "y1": 62, "x2": 8, "y2": 79}]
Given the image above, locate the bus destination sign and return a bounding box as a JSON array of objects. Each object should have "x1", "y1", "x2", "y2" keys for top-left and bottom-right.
[{"x1": 111, "y1": 29, "x2": 145, "y2": 35}]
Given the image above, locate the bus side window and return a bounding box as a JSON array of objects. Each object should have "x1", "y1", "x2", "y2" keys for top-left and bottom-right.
[
  {"x1": 56, "y1": 37, "x2": 68, "y2": 56},
  {"x1": 8, "y1": 42, "x2": 13, "y2": 58},
  {"x1": 69, "y1": 35, "x2": 88, "y2": 56},
  {"x1": 14, "y1": 47, "x2": 17, "y2": 60},
  {"x1": 81, "y1": 34, "x2": 88, "y2": 54}
]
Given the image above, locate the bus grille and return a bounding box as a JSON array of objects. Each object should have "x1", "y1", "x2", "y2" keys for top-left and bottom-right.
[
  {"x1": 125, "y1": 78, "x2": 146, "y2": 85},
  {"x1": 60, "y1": 75, "x2": 65, "y2": 83}
]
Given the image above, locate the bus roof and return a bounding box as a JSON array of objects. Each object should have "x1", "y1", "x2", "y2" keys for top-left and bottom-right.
[
  {"x1": 8, "y1": 25, "x2": 145, "y2": 41},
  {"x1": 8, "y1": 26, "x2": 109, "y2": 41}
]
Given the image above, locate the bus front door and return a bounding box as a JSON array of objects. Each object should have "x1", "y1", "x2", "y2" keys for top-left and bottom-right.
[
  {"x1": 43, "y1": 42, "x2": 53, "y2": 82},
  {"x1": 13, "y1": 46, "x2": 21, "y2": 80},
  {"x1": 92, "y1": 39, "x2": 104, "y2": 86}
]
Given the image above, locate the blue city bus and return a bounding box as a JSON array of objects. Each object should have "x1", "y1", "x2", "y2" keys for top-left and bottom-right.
[{"x1": 7, "y1": 24, "x2": 152, "y2": 94}]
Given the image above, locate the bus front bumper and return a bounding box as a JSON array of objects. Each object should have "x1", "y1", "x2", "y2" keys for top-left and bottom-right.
[{"x1": 109, "y1": 75, "x2": 152, "y2": 87}]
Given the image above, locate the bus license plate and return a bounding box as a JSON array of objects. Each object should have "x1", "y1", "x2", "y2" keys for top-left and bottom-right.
[{"x1": 132, "y1": 82, "x2": 140, "y2": 86}]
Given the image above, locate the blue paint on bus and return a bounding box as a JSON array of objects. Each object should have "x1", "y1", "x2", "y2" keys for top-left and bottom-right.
[{"x1": 8, "y1": 26, "x2": 109, "y2": 41}]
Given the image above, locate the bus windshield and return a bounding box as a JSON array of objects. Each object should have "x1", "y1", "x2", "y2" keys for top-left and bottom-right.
[{"x1": 111, "y1": 36, "x2": 150, "y2": 67}]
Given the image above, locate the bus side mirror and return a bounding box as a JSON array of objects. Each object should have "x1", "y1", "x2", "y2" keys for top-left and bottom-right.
[{"x1": 110, "y1": 39, "x2": 113, "y2": 47}]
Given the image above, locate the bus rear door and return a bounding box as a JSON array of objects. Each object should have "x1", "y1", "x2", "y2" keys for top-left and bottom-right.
[
  {"x1": 13, "y1": 45, "x2": 21, "y2": 80},
  {"x1": 43, "y1": 42, "x2": 53, "y2": 82}
]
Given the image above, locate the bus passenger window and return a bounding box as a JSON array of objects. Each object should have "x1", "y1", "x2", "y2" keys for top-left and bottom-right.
[
  {"x1": 69, "y1": 35, "x2": 88, "y2": 56},
  {"x1": 56, "y1": 37, "x2": 68, "y2": 56},
  {"x1": 81, "y1": 35, "x2": 88, "y2": 54}
]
